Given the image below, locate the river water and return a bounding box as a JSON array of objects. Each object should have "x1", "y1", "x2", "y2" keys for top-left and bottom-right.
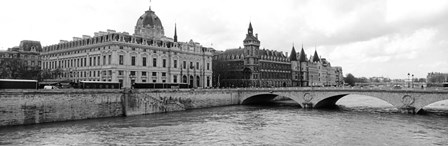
[{"x1": 1, "y1": 95, "x2": 448, "y2": 146}]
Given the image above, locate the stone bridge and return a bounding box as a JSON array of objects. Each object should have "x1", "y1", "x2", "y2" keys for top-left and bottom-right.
[
  {"x1": 2, "y1": 88, "x2": 448, "y2": 126},
  {"x1": 237, "y1": 88, "x2": 448, "y2": 114}
]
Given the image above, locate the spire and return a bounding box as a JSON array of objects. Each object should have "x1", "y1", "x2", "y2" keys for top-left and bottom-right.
[
  {"x1": 174, "y1": 23, "x2": 178, "y2": 42},
  {"x1": 248, "y1": 22, "x2": 253, "y2": 34},
  {"x1": 299, "y1": 46, "x2": 307, "y2": 62},
  {"x1": 149, "y1": 0, "x2": 152, "y2": 11},
  {"x1": 312, "y1": 50, "x2": 320, "y2": 62},
  {"x1": 290, "y1": 44, "x2": 297, "y2": 61}
]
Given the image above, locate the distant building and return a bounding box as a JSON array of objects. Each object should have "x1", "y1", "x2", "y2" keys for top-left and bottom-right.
[
  {"x1": 290, "y1": 45, "x2": 343, "y2": 87},
  {"x1": 213, "y1": 23, "x2": 292, "y2": 88},
  {"x1": 40, "y1": 5, "x2": 214, "y2": 88},
  {"x1": 0, "y1": 40, "x2": 42, "y2": 78},
  {"x1": 427, "y1": 72, "x2": 448, "y2": 87}
]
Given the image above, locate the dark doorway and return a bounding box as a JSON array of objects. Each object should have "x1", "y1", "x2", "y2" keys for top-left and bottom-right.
[
  {"x1": 189, "y1": 75, "x2": 194, "y2": 88},
  {"x1": 243, "y1": 68, "x2": 252, "y2": 79}
]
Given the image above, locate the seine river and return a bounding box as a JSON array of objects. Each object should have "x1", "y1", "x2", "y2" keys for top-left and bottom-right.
[{"x1": 1, "y1": 95, "x2": 448, "y2": 146}]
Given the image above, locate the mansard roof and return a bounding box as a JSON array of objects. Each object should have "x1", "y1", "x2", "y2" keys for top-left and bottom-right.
[
  {"x1": 260, "y1": 49, "x2": 286, "y2": 58},
  {"x1": 19, "y1": 40, "x2": 42, "y2": 52},
  {"x1": 221, "y1": 48, "x2": 244, "y2": 55}
]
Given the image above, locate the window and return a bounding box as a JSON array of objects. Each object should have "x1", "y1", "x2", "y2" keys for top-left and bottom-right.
[
  {"x1": 196, "y1": 62, "x2": 199, "y2": 69},
  {"x1": 89, "y1": 57, "x2": 92, "y2": 66},
  {"x1": 108, "y1": 55, "x2": 111, "y2": 65},
  {"x1": 152, "y1": 72, "x2": 157, "y2": 76},
  {"x1": 153, "y1": 58, "x2": 157, "y2": 67},
  {"x1": 130, "y1": 71, "x2": 136, "y2": 76},
  {"x1": 119, "y1": 55, "x2": 124, "y2": 65},
  {"x1": 190, "y1": 62, "x2": 193, "y2": 68},
  {"x1": 174, "y1": 60, "x2": 177, "y2": 68},
  {"x1": 142, "y1": 57, "x2": 147, "y2": 66},
  {"x1": 142, "y1": 72, "x2": 147, "y2": 76},
  {"x1": 103, "y1": 56, "x2": 106, "y2": 65},
  {"x1": 207, "y1": 63, "x2": 210, "y2": 70},
  {"x1": 207, "y1": 77, "x2": 210, "y2": 87},
  {"x1": 163, "y1": 59, "x2": 166, "y2": 68},
  {"x1": 173, "y1": 75, "x2": 177, "y2": 83},
  {"x1": 119, "y1": 79, "x2": 123, "y2": 86},
  {"x1": 131, "y1": 56, "x2": 136, "y2": 66},
  {"x1": 183, "y1": 61, "x2": 186, "y2": 69},
  {"x1": 153, "y1": 50, "x2": 157, "y2": 53},
  {"x1": 162, "y1": 72, "x2": 166, "y2": 76},
  {"x1": 119, "y1": 70, "x2": 123, "y2": 75},
  {"x1": 93, "y1": 57, "x2": 96, "y2": 66},
  {"x1": 142, "y1": 80, "x2": 146, "y2": 83},
  {"x1": 97, "y1": 56, "x2": 100, "y2": 65}
]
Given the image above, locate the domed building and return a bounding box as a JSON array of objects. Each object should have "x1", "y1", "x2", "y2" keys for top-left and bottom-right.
[
  {"x1": 134, "y1": 6, "x2": 165, "y2": 39},
  {"x1": 40, "y1": 4, "x2": 214, "y2": 88}
]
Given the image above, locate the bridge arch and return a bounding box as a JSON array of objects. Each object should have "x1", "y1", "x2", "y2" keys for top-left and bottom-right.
[
  {"x1": 414, "y1": 95, "x2": 448, "y2": 114},
  {"x1": 313, "y1": 92, "x2": 403, "y2": 110},
  {"x1": 240, "y1": 92, "x2": 303, "y2": 107}
]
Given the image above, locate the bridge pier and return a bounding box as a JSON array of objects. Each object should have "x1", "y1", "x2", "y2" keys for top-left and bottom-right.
[
  {"x1": 399, "y1": 106, "x2": 416, "y2": 114},
  {"x1": 302, "y1": 102, "x2": 313, "y2": 109}
]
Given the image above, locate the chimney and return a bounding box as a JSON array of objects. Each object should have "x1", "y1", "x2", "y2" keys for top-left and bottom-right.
[
  {"x1": 107, "y1": 29, "x2": 116, "y2": 33},
  {"x1": 82, "y1": 35, "x2": 91, "y2": 39},
  {"x1": 73, "y1": 37, "x2": 82, "y2": 41}
]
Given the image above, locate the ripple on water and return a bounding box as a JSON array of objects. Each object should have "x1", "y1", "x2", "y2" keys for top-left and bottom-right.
[{"x1": 1, "y1": 105, "x2": 448, "y2": 145}]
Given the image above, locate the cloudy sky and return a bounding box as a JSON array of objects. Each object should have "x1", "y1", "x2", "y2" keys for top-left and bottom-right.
[{"x1": 1, "y1": 0, "x2": 447, "y2": 79}]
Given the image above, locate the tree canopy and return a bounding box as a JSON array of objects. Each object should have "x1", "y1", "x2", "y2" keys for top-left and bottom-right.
[{"x1": 344, "y1": 73, "x2": 356, "y2": 86}]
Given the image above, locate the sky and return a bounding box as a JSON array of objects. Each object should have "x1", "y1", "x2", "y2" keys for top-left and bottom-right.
[{"x1": 0, "y1": 0, "x2": 447, "y2": 79}]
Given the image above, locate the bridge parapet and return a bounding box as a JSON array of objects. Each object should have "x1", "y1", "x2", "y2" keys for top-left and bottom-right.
[{"x1": 236, "y1": 88, "x2": 448, "y2": 114}]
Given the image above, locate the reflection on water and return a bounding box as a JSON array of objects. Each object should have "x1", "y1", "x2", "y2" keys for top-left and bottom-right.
[{"x1": 1, "y1": 99, "x2": 448, "y2": 145}]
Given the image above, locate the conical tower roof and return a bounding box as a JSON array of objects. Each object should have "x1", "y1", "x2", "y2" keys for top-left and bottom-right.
[
  {"x1": 312, "y1": 50, "x2": 320, "y2": 62},
  {"x1": 299, "y1": 46, "x2": 307, "y2": 62},
  {"x1": 290, "y1": 45, "x2": 297, "y2": 61}
]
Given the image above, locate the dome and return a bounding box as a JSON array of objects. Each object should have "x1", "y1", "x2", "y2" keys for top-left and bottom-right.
[{"x1": 134, "y1": 7, "x2": 165, "y2": 39}]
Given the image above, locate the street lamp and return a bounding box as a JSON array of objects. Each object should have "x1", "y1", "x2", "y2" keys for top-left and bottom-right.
[
  {"x1": 412, "y1": 74, "x2": 414, "y2": 88},
  {"x1": 407, "y1": 73, "x2": 410, "y2": 88}
]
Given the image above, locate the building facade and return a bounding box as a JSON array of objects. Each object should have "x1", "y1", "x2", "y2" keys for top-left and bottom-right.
[
  {"x1": 0, "y1": 40, "x2": 42, "y2": 79},
  {"x1": 290, "y1": 46, "x2": 343, "y2": 87},
  {"x1": 427, "y1": 72, "x2": 448, "y2": 87},
  {"x1": 40, "y1": 6, "x2": 214, "y2": 88},
  {"x1": 213, "y1": 23, "x2": 291, "y2": 88}
]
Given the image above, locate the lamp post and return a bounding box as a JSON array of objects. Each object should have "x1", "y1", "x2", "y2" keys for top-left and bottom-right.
[
  {"x1": 412, "y1": 74, "x2": 414, "y2": 88},
  {"x1": 217, "y1": 74, "x2": 220, "y2": 88},
  {"x1": 407, "y1": 73, "x2": 410, "y2": 88}
]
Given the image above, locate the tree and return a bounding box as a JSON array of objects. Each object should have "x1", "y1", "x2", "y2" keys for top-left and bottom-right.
[
  {"x1": 418, "y1": 78, "x2": 426, "y2": 83},
  {"x1": 356, "y1": 77, "x2": 369, "y2": 83},
  {"x1": 344, "y1": 73, "x2": 356, "y2": 86},
  {"x1": 0, "y1": 58, "x2": 29, "y2": 79}
]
